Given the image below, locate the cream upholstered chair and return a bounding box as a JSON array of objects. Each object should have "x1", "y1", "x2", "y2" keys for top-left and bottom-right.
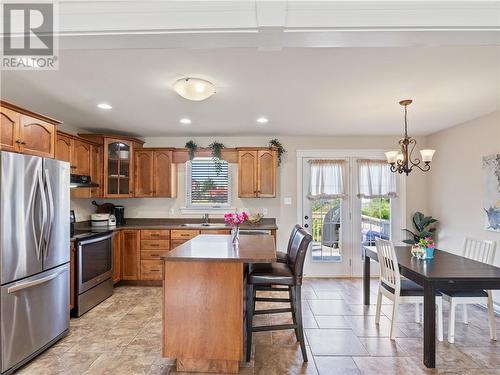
[
  {"x1": 441, "y1": 237, "x2": 497, "y2": 343},
  {"x1": 375, "y1": 238, "x2": 443, "y2": 341}
]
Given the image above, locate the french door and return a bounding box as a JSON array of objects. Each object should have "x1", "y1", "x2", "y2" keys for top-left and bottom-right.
[{"x1": 298, "y1": 151, "x2": 405, "y2": 277}]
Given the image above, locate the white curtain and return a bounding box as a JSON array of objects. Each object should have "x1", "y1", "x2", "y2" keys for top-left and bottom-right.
[
  {"x1": 357, "y1": 159, "x2": 397, "y2": 198},
  {"x1": 307, "y1": 160, "x2": 346, "y2": 200}
]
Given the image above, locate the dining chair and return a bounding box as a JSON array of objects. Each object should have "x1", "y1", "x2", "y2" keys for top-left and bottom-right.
[
  {"x1": 441, "y1": 237, "x2": 497, "y2": 343},
  {"x1": 246, "y1": 226, "x2": 312, "y2": 362},
  {"x1": 375, "y1": 238, "x2": 443, "y2": 341},
  {"x1": 276, "y1": 224, "x2": 301, "y2": 263}
]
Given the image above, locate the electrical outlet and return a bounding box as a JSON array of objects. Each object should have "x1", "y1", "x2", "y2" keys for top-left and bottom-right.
[
  {"x1": 262, "y1": 208, "x2": 268, "y2": 215},
  {"x1": 284, "y1": 197, "x2": 292, "y2": 205},
  {"x1": 169, "y1": 208, "x2": 175, "y2": 215}
]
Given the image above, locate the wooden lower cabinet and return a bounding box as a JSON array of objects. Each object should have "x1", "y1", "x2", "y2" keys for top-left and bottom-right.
[
  {"x1": 70, "y1": 241, "x2": 75, "y2": 310},
  {"x1": 116, "y1": 228, "x2": 237, "y2": 281},
  {"x1": 121, "y1": 230, "x2": 140, "y2": 280},
  {"x1": 140, "y1": 230, "x2": 170, "y2": 280},
  {"x1": 112, "y1": 231, "x2": 121, "y2": 283},
  {"x1": 141, "y1": 260, "x2": 163, "y2": 280}
]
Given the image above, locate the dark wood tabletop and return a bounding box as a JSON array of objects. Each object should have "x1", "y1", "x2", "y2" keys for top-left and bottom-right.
[
  {"x1": 162, "y1": 234, "x2": 276, "y2": 263},
  {"x1": 363, "y1": 244, "x2": 500, "y2": 369},
  {"x1": 365, "y1": 245, "x2": 500, "y2": 283}
]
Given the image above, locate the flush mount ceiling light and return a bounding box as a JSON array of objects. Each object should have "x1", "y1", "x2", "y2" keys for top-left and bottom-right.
[
  {"x1": 97, "y1": 103, "x2": 112, "y2": 110},
  {"x1": 180, "y1": 118, "x2": 192, "y2": 125},
  {"x1": 173, "y1": 77, "x2": 216, "y2": 101},
  {"x1": 385, "y1": 99, "x2": 436, "y2": 176},
  {"x1": 256, "y1": 117, "x2": 269, "y2": 124}
]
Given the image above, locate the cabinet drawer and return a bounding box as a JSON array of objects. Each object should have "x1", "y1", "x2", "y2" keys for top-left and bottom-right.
[
  {"x1": 141, "y1": 240, "x2": 170, "y2": 250},
  {"x1": 141, "y1": 250, "x2": 168, "y2": 260},
  {"x1": 141, "y1": 230, "x2": 170, "y2": 240},
  {"x1": 170, "y1": 239, "x2": 189, "y2": 249},
  {"x1": 200, "y1": 229, "x2": 230, "y2": 235},
  {"x1": 171, "y1": 229, "x2": 200, "y2": 240},
  {"x1": 141, "y1": 260, "x2": 163, "y2": 280}
]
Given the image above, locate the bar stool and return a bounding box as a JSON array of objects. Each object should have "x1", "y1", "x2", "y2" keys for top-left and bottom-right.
[
  {"x1": 246, "y1": 226, "x2": 312, "y2": 362},
  {"x1": 276, "y1": 224, "x2": 301, "y2": 263}
]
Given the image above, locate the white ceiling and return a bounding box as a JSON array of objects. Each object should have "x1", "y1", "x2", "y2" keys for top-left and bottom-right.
[
  {"x1": 1, "y1": 1, "x2": 499, "y2": 137},
  {"x1": 1, "y1": 45, "x2": 499, "y2": 136}
]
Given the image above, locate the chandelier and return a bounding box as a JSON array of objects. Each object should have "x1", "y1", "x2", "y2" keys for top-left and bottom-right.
[{"x1": 385, "y1": 99, "x2": 435, "y2": 175}]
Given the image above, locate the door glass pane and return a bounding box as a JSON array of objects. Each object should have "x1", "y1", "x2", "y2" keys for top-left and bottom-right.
[
  {"x1": 311, "y1": 198, "x2": 342, "y2": 261},
  {"x1": 361, "y1": 197, "x2": 391, "y2": 247}
]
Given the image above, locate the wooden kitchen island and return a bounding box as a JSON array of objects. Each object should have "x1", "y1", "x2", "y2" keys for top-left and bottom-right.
[{"x1": 161, "y1": 234, "x2": 276, "y2": 374}]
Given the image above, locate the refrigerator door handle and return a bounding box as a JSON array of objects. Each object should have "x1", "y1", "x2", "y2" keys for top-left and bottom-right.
[
  {"x1": 30, "y1": 174, "x2": 41, "y2": 260},
  {"x1": 37, "y1": 169, "x2": 48, "y2": 260},
  {"x1": 6, "y1": 267, "x2": 67, "y2": 294},
  {"x1": 44, "y1": 168, "x2": 55, "y2": 258}
]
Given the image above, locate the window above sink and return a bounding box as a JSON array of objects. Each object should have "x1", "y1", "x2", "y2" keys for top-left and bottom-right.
[{"x1": 186, "y1": 157, "x2": 231, "y2": 210}]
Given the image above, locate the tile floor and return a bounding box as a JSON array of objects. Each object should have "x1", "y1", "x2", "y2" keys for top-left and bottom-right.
[{"x1": 16, "y1": 279, "x2": 500, "y2": 375}]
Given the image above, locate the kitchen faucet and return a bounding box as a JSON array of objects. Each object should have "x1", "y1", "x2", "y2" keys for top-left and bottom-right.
[{"x1": 203, "y1": 213, "x2": 209, "y2": 224}]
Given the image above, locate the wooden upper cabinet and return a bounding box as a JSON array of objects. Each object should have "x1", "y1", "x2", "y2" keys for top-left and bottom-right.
[
  {"x1": 237, "y1": 148, "x2": 277, "y2": 198},
  {"x1": 72, "y1": 139, "x2": 91, "y2": 176},
  {"x1": 90, "y1": 144, "x2": 103, "y2": 198},
  {"x1": 55, "y1": 132, "x2": 72, "y2": 163},
  {"x1": 134, "y1": 150, "x2": 154, "y2": 197},
  {"x1": 238, "y1": 150, "x2": 258, "y2": 198},
  {"x1": 0, "y1": 106, "x2": 20, "y2": 152},
  {"x1": 134, "y1": 148, "x2": 176, "y2": 198},
  {"x1": 19, "y1": 115, "x2": 56, "y2": 158},
  {"x1": 0, "y1": 101, "x2": 59, "y2": 158},
  {"x1": 154, "y1": 149, "x2": 176, "y2": 198},
  {"x1": 257, "y1": 150, "x2": 277, "y2": 197}
]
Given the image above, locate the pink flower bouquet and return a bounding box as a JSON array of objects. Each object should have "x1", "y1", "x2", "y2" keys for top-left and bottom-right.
[
  {"x1": 224, "y1": 211, "x2": 249, "y2": 227},
  {"x1": 224, "y1": 211, "x2": 249, "y2": 244}
]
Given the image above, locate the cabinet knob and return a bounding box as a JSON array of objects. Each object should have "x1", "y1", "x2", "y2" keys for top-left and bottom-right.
[
  {"x1": 20, "y1": 141, "x2": 26, "y2": 145},
  {"x1": 15, "y1": 139, "x2": 21, "y2": 144}
]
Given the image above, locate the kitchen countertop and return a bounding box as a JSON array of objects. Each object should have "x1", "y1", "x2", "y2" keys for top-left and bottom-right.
[
  {"x1": 72, "y1": 218, "x2": 277, "y2": 241},
  {"x1": 161, "y1": 234, "x2": 276, "y2": 263}
]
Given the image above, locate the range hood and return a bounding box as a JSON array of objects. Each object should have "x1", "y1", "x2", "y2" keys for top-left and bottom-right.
[{"x1": 70, "y1": 174, "x2": 99, "y2": 188}]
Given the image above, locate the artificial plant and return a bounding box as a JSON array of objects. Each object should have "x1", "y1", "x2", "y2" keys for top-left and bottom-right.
[
  {"x1": 402, "y1": 211, "x2": 438, "y2": 245},
  {"x1": 268, "y1": 138, "x2": 286, "y2": 166},
  {"x1": 185, "y1": 140, "x2": 198, "y2": 161},
  {"x1": 208, "y1": 141, "x2": 225, "y2": 174}
]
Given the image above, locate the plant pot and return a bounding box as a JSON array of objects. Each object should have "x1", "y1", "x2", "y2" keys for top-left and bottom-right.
[{"x1": 425, "y1": 247, "x2": 434, "y2": 259}]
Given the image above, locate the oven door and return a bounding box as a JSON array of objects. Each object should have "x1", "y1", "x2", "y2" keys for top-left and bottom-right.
[{"x1": 77, "y1": 232, "x2": 113, "y2": 294}]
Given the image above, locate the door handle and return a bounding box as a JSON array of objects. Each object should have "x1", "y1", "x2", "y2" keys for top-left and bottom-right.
[
  {"x1": 36, "y1": 170, "x2": 48, "y2": 260},
  {"x1": 44, "y1": 169, "x2": 55, "y2": 258},
  {"x1": 7, "y1": 268, "x2": 67, "y2": 294}
]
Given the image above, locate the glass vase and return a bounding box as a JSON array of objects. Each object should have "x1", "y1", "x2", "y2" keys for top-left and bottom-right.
[{"x1": 231, "y1": 226, "x2": 240, "y2": 245}]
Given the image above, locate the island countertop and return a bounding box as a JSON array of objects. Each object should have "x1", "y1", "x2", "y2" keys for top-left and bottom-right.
[{"x1": 161, "y1": 234, "x2": 276, "y2": 263}]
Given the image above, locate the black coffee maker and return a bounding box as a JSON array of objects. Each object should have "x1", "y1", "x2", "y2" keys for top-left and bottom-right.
[{"x1": 114, "y1": 205, "x2": 125, "y2": 225}]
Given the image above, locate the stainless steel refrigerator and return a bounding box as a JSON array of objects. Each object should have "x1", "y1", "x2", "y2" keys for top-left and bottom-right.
[{"x1": 0, "y1": 151, "x2": 70, "y2": 375}]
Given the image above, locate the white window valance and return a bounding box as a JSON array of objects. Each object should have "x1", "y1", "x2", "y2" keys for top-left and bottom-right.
[
  {"x1": 307, "y1": 159, "x2": 347, "y2": 200},
  {"x1": 357, "y1": 159, "x2": 397, "y2": 199}
]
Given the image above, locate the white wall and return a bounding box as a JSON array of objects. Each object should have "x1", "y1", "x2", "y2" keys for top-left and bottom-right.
[
  {"x1": 71, "y1": 134, "x2": 428, "y2": 251},
  {"x1": 427, "y1": 111, "x2": 500, "y2": 303}
]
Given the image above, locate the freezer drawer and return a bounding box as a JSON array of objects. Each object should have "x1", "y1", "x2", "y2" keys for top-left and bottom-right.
[{"x1": 1, "y1": 264, "x2": 69, "y2": 373}]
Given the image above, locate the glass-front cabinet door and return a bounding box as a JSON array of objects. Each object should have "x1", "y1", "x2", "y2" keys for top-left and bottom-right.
[{"x1": 104, "y1": 138, "x2": 133, "y2": 197}]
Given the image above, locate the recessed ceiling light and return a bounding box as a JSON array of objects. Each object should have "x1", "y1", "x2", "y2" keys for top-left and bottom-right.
[
  {"x1": 173, "y1": 77, "x2": 216, "y2": 101},
  {"x1": 256, "y1": 117, "x2": 269, "y2": 124},
  {"x1": 97, "y1": 103, "x2": 112, "y2": 110},
  {"x1": 180, "y1": 118, "x2": 192, "y2": 125}
]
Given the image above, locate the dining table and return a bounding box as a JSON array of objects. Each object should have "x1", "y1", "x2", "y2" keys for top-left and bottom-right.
[{"x1": 363, "y1": 245, "x2": 500, "y2": 369}]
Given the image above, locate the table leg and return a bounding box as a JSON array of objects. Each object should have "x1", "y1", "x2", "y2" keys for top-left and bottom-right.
[
  {"x1": 423, "y1": 281, "x2": 436, "y2": 368},
  {"x1": 363, "y1": 253, "x2": 370, "y2": 306}
]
